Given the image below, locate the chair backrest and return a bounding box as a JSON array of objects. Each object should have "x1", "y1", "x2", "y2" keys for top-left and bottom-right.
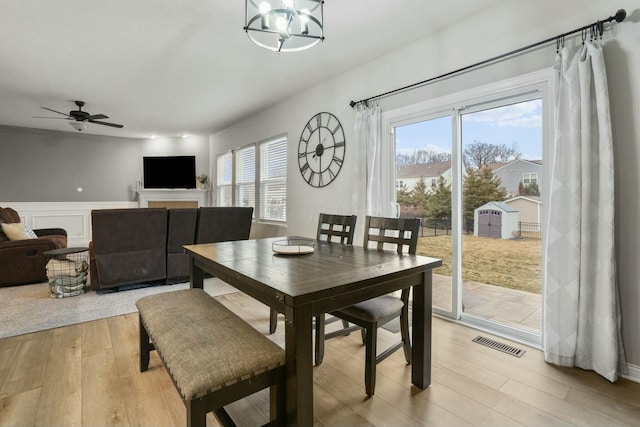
[
  {"x1": 316, "y1": 213, "x2": 357, "y2": 244},
  {"x1": 363, "y1": 216, "x2": 419, "y2": 255}
]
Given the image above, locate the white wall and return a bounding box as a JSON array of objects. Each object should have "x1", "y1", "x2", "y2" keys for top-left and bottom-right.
[{"x1": 210, "y1": 1, "x2": 640, "y2": 371}]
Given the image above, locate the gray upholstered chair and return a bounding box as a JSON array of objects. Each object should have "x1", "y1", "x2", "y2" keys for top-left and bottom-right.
[
  {"x1": 269, "y1": 213, "x2": 357, "y2": 340},
  {"x1": 315, "y1": 215, "x2": 420, "y2": 396}
]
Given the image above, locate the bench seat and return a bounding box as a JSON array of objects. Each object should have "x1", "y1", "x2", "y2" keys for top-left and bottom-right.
[{"x1": 136, "y1": 288, "x2": 285, "y2": 427}]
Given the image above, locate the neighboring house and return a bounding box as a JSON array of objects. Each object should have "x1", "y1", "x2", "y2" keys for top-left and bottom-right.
[
  {"x1": 396, "y1": 161, "x2": 452, "y2": 193},
  {"x1": 492, "y1": 159, "x2": 542, "y2": 197},
  {"x1": 474, "y1": 201, "x2": 519, "y2": 239},
  {"x1": 504, "y1": 195, "x2": 542, "y2": 225}
]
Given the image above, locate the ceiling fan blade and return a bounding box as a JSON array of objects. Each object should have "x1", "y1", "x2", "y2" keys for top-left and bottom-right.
[
  {"x1": 32, "y1": 116, "x2": 70, "y2": 119},
  {"x1": 89, "y1": 119, "x2": 123, "y2": 128},
  {"x1": 41, "y1": 106, "x2": 73, "y2": 118},
  {"x1": 88, "y1": 114, "x2": 108, "y2": 120}
]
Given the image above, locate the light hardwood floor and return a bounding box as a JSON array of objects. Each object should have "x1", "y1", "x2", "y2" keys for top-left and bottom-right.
[{"x1": 1, "y1": 291, "x2": 639, "y2": 427}]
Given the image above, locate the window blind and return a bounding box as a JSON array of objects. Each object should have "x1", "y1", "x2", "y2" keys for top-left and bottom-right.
[
  {"x1": 216, "y1": 152, "x2": 232, "y2": 207},
  {"x1": 235, "y1": 145, "x2": 256, "y2": 214},
  {"x1": 259, "y1": 138, "x2": 287, "y2": 221}
]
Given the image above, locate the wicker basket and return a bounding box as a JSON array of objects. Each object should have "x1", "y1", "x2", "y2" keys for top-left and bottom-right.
[{"x1": 46, "y1": 250, "x2": 89, "y2": 298}]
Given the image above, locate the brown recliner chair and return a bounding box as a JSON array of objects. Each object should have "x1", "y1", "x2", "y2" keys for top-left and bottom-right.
[
  {"x1": 90, "y1": 208, "x2": 168, "y2": 291},
  {"x1": 166, "y1": 208, "x2": 198, "y2": 284},
  {"x1": 195, "y1": 207, "x2": 253, "y2": 244},
  {"x1": 0, "y1": 207, "x2": 68, "y2": 287}
]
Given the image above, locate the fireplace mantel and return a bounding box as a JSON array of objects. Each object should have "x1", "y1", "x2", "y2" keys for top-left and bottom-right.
[{"x1": 136, "y1": 189, "x2": 210, "y2": 208}]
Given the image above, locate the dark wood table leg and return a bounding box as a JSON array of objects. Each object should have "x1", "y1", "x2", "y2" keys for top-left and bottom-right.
[
  {"x1": 284, "y1": 303, "x2": 313, "y2": 426},
  {"x1": 411, "y1": 269, "x2": 433, "y2": 389},
  {"x1": 189, "y1": 258, "x2": 204, "y2": 289}
]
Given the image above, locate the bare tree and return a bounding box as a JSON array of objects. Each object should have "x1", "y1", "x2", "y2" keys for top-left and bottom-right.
[
  {"x1": 463, "y1": 140, "x2": 521, "y2": 169},
  {"x1": 396, "y1": 149, "x2": 451, "y2": 166}
]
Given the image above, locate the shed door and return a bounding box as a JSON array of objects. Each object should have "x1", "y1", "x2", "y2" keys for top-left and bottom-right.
[{"x1": 478, "y1": 210, "x2": 502, "y2": 238}]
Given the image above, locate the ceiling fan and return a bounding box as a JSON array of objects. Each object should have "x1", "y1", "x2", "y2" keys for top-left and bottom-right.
[{"x1": 35, "y1": 100, "x2": 123, "y2": 131}]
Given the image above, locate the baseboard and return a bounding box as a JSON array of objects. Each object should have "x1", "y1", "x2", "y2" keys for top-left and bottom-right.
[{"x1": 622, "y1": 363, "x2": 640, "y2": 384}]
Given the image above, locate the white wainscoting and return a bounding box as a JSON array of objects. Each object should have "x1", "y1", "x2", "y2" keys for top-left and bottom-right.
[{"x1": 3, "y1": 201, "x2": 137, "y2": 247}]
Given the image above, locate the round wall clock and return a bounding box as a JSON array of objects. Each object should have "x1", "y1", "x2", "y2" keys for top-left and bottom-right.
[{"x1": 298, "y1": 112, "x2": 346, "y2": 188}]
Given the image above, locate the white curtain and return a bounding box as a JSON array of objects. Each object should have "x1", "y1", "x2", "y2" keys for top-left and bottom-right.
[
  {"x1": 353, "y1": 102, "x2": 395, "y2": 218},
  {"x1": 544, "y1": 41, "x2": 626, "y2": 382}
]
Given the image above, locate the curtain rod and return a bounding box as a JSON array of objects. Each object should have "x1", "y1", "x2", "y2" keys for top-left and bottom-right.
[{"x1": 349, "y1": 8, "x2": 627, "y2": 108}]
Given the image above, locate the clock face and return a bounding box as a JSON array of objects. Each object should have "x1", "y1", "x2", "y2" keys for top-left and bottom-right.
[{"x1": 298, "y1": 112, "x2": 345, "y2": 188}]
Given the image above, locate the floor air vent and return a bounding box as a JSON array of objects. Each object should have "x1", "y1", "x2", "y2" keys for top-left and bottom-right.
[{"x1": 472, "y1": 336, "x2": 526, "y2": 358}]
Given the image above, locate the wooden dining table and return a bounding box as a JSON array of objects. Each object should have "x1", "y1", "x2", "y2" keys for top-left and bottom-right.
[{"x1": 184, "y1": 237, "x2": 442, "y2": 426}]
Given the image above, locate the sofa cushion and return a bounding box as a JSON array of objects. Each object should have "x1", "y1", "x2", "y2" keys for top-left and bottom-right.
[
  {"x1": 23, "y1": 223, "x2": 38, "y2": 238},
  {"x1": 1, "y1": 222, "x2": 35, "y2": 241}
]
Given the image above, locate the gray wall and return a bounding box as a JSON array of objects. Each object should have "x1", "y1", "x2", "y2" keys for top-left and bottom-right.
[{"x1": 0, "y1": 125, "x2": 210, "y2": 202}]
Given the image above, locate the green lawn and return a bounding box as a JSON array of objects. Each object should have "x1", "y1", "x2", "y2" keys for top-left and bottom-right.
[{"x1": 416, "y1": 234, "x2": 542, "y2": 294}]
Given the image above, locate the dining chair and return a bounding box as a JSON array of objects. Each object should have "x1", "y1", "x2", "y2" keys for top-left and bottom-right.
[
  {"x1": 314, "y1": 215, "x2": 420, "y2": 396},
  {"x1": 269, "y1": 213, "x2": 357, "y2": 340}
]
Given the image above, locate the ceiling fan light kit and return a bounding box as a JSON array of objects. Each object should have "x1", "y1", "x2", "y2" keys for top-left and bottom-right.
[
  {"x1": 69, "y1": 121, "x2": 88, "y2": 132},
  {"x1": 244, "y1": 0, "x2": 324, "y2": 53}
]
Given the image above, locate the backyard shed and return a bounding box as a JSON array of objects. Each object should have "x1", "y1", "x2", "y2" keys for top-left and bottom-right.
[{"x1": 474, "y1": 201, "x2": 519, "y2": 239}]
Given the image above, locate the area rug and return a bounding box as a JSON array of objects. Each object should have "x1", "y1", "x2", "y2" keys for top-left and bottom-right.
[{"x1": 0, "y1": 278, "x2": 237, "y2": 339}]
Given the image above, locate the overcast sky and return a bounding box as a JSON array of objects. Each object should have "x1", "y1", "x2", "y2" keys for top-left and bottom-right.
[{"x1": 395, "y1": 98, "x2": 543, "y2": 161}]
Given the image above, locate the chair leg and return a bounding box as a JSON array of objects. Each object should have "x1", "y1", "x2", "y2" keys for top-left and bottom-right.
[
  {"x1": 400, "y1": 306, "x2": 412, "y2": 364},
  {"x1": 139, "y1": 315, "x2": 150, "y2": 372},
  {"x1": 364, "y1": 323, "x2": 377, "y2": 397},
  {"x1": 186, "y1": 398, "x2": 207, "y2": 427},
  {"x1": 314, "y1": 314, "x2": 326, "y2": 366},
  {"x1": 269, "y1": 308, "x2": 278, "y2": 334}
]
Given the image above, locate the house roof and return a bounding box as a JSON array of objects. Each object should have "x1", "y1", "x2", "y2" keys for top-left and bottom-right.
[
  {"x1": 476, "y1": 201, "x2": 519, "y2": 213},
  {"x1": 397, "y1": 162, "x2": 451, "y2": 179},
  {"x1": 492, "y1": 159, "x2": 543, "y2": 172}
]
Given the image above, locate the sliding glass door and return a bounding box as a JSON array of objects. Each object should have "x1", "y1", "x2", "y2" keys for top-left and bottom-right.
[
  {"x1": 395, "y1": 114, "x2": 454, "y2": 313},
  {"x1": 390, "y1": 73, "x2": 551, "y2": 346},
  {"x1": 459, "y1": 95, "x2": 543, "y2": 344}
]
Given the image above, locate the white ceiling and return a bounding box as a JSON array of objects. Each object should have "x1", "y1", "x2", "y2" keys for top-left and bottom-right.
[{"x1": 0, "y1": 0, "x2": 504, "y2": 139}]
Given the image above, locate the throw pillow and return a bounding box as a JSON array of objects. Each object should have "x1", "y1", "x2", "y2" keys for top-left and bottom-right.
[
  {"x1": 1, "y1": 222, "x2": 35, "y2": 241},
  {"x1": 23, "y1": 223, "x2": 38, "y2": 238}
]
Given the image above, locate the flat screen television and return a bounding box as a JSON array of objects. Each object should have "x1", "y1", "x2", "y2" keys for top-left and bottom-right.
[{"x1": 143, "y1": 156, "x2": 196, "y2": 189}]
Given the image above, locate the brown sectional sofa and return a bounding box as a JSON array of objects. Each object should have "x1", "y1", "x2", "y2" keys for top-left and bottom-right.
[
  {"x1": 90, "y1": 207, "x2": 253, "y2": 291},
  {"x1": 0, "y1": 207, "x2": 68, "y2": 287}
]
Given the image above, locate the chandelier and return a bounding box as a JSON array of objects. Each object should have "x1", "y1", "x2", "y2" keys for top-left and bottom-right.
[{"x1": 244, "y1": 0, "x2": 324, "y2": 53}]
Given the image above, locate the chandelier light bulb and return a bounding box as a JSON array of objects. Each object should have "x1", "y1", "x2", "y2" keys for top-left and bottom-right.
[
  {"x1": 299, "y1": 8, "x2": 310, "y2": 34},
  {"x1": 276, "y1": 15, "x2": 290, "y2": 38},
  {"x1": 259, "y1": 1, "x2": 271, "y2": 13},
  {"x1": 259, "y1": 1, "x2": 271, "y2": 29},
  {"x1": 283, "y1": 0, "x2": 294, "y2": 9}
]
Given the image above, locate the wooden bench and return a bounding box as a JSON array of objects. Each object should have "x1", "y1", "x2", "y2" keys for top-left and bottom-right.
[{"x1": 136, "y1": 288, "x2": 286, "y2": 427}]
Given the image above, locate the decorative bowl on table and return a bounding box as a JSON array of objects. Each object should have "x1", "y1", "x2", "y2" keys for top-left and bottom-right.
[{"x1": 272, "y1": 239, "x2": 315, "y2": 255}]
